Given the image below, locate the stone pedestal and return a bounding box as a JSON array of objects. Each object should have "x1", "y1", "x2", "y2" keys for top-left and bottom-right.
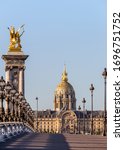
[{"x1": 2, "y1": 51, "x2": 28, "y2": 96}]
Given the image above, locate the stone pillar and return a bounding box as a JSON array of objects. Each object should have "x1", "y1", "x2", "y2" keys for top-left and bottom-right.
[
  {"x1": 19, "y1": 67, "x2": 25, "y2": 95},
  {"x1": 5, "y1": 66, "x2": 11, "y2": 83}
]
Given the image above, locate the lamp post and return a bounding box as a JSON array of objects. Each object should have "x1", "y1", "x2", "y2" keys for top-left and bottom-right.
[
  {"x1": 36, "y1": 97, "x2": 38, "y2": 132},
  {"x1": 10, "y1": 88, "x2": 16, "y2": 117},
  {"x1": 90, "y1": 84, "x2": 95, "y2": 135},
  {"x1": 5, "y1": 81, "x2": 12, "y2": 116},
  {"x1": 78, "y1": 105, "x2": 81, "y2": 134},
  {"x1": 102, "y1": 68, "x2": 107, "y2": 136},
  {"x1": 14, "y1": 92, "x2": 19, "y2": 118},
  {"x1": 21, "y1": 98, "x2": 26, "y2": 122},
  {"x1": 0, "y1": 76, "x2": 6, "y2": 115},
  {"x1": 18, "y1": 92, "x2": 24, "y2": 120},
  {"x1": 82, "y1": 98, "x2": 86, "y2": 134}
]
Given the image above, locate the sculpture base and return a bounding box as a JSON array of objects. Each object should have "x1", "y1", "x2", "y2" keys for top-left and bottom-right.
[{"x1": 8, "y1": 47, "x2": 22, "y2": 52}]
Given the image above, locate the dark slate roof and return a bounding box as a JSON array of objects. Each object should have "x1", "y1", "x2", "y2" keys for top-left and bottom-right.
[
  {"x1": 74, "y1": 110, "x2": 104, "y2": 118},
  {"x1": 33, "y1": 110, "x2": 104, "y2": 118},
  {"x1": 33, "y1": 109, "x2": 57, "y2": 118}
]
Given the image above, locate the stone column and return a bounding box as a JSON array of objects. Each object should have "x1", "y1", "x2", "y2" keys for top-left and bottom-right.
[
  {"x1": 5, "y1": 66, "x2": 11, "y2": 83},
  {"x1": 19, "y1": 67, "x2": 25, "y2": 95}
]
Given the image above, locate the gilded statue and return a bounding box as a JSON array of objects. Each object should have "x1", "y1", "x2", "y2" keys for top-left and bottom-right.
[{"x1": 8, "y1": 25, "x2": 25, "y2": 51}]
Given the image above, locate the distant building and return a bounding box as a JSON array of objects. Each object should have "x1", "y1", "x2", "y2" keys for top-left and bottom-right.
[{"x1": 34, "y1": 67, "x2": 104, "y2": 135}]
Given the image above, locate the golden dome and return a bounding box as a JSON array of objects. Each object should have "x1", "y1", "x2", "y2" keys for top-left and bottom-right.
[
  {"x1": 54, "y1": 66, "x2": 76, "y2": 111},
  {"x1": 55, "y1": 66, "x2": 75, "y2": 94},
  {"x1": 56, "y1": 81, "x2": 74, "y2": 93}
]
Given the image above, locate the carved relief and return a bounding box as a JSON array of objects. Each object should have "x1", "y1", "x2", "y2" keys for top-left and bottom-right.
[
  {"x1": 6, "y1": 60, "x2": 24, "y2": 65},
  {"x1": 11, "y1": 68, "x2": 19, "y2": 90}
]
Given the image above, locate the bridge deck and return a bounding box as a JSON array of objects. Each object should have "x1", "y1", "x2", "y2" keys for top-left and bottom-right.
[{"x1": 0, "y1": 133, "x2": 107, "y2": 150}]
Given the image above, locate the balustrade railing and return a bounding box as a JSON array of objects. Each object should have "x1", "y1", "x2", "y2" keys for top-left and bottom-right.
[
  {"x1": 0, "y1": 76, "x2": 35, "y2": 140},
  {"x1": 0, "y1": 122, "x2": 34, "y2": 142}
]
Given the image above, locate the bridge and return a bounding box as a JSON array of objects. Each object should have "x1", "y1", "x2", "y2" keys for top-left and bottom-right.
[
  {"x1": 0, "y1": 76, "x2": 34, "y2": 142},
  {"x1": 0, "y1": 133, "x2": 107, "y2": 150}
]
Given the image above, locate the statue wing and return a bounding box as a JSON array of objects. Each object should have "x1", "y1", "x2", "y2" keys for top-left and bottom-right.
[{"x1": 17, "y1": 24, "x2": 25, "y2": 32}]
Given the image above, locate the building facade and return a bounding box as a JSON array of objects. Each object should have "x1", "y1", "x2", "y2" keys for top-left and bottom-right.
[{"x1": 34, "y1": 68, "x2": 104, "y2": 135}]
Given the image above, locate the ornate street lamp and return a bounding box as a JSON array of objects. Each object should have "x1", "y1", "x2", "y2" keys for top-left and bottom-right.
[
  {"x1": 0, "y1": 76, "x2": 6, "y2": 115},
  {"x1": 90, "y1": 84, "x2": 95, "y2": 135},
  {"x1": 36, "y1": 97, "x2": 38, "y2": 132},
  {"x1": 18, "y1": 92, "x2": 24, "y2": 119},
  {"x1": 21, "y1": 98, "x2": 26, "y2": 122},
  {"x1": 102, "y1": 68, "x2": 107, "y2": 136},
  {"x1": 10, "y1": 88, "x2": 16, "y2": 116},
  {"x1": 82, "y1": 98, "x2": 86, "y2": 134},
  {"x1": 78, "y1": 105, "x2": 81, "y2": 134},
  {"x1": 26, "y1": 103, "x2": 30, "y2": 123},
  {"x1": 14, "y1": 92, "x2": 19, "y2": 117},
  {"x1": 4, "y1": 81, "x2": 12, "y2": 116}
]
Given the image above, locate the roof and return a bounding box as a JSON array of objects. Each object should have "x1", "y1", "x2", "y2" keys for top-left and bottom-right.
[{"x1": 34, "y1": 109, "x2": 104, "y2": 118}]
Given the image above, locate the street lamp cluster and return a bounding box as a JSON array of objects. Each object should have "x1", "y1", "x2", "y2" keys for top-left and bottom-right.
[
  {"x1": 0, "y1": 76, "x2": 34, "y2": 128},
  {"x1": 79, "y1": 68, "x2": 107, "y2": 136}
]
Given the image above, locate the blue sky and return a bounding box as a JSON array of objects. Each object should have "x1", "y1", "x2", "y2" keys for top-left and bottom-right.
[{"x1": 0, "y1": 0, "x2": 106, "y2": 111}]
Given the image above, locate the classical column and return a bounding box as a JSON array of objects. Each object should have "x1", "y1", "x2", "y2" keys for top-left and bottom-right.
[
  {"x1": 19, "y1": 67, "x2": 25, "y2": 95},
  {"x1": 5, "y1": 66, "x2": 11, "y2": 83}
]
